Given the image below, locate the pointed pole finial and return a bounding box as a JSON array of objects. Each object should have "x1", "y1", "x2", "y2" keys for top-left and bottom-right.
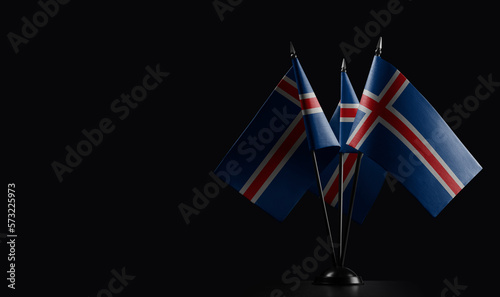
[
  {"x1": 341, "y1": 58, "x2": 347, "y2": 72},
  {"x1": 290, "y1": 42, "x2": 297, "y2": 58},
  {"x1": 375, "y1": 36, "x2": 382, "y2": 56}
]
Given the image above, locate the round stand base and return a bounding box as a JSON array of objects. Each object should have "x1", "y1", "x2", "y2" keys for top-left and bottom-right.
[{"x1": 313, "y1": 266, "x2": 364, "y2": 285}]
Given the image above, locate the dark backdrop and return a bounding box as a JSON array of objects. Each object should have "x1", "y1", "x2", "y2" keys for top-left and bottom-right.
[{"x1": 3, "y1": 0, "x2": 498, "y2": 296}]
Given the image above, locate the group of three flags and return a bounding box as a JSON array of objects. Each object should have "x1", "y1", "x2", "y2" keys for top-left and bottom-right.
[{"x1": 214, "y1": 45, "x2": 481, "y2": 223}]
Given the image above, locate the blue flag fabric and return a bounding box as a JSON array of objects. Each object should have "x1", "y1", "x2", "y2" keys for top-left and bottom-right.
[
  {"x1": 347, "y1": 56, "x2": 482, "y2": 217},
  {"x1": 310, "y1": 71, "x2": 387, "y2": 223},
  {"x1": 214, "y1": 68, "x2": 334, "y2": 221},
  {"x1": 291, "y1": 57, "x2": 340, "y2": 151}
]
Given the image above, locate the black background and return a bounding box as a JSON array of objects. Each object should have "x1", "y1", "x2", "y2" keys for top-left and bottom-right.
[{"x1": 3, "y1": 0, "x2": 499, "y2": 296}]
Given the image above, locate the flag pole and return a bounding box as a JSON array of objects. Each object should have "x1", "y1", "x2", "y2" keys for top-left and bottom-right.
[
  {"x1": 290, "y1": 42, "x2": 338, "y2": 267},
  {"x1": 338, "y1": 57, "x2": 348, "y2": 264},
  {"x1": 340, "y1": 37, "x2": 381, "y2": 267},
  {"x1": 314, "y1": 53, "x2": 368, "y2": 285},
  {"x1": 311, "y1": 150, "x2": 339, "y2": 268},
  {"x1": 338, "y1": 152, "x2": 344, "y2": 262},
  {"x1": 340, "y1": 153, "x2": 363, "y2": 267}
]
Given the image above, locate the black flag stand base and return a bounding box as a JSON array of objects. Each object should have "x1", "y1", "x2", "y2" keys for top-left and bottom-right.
[{"x1": 314, "y1": 267, "x2": 363, "y2": 285}]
